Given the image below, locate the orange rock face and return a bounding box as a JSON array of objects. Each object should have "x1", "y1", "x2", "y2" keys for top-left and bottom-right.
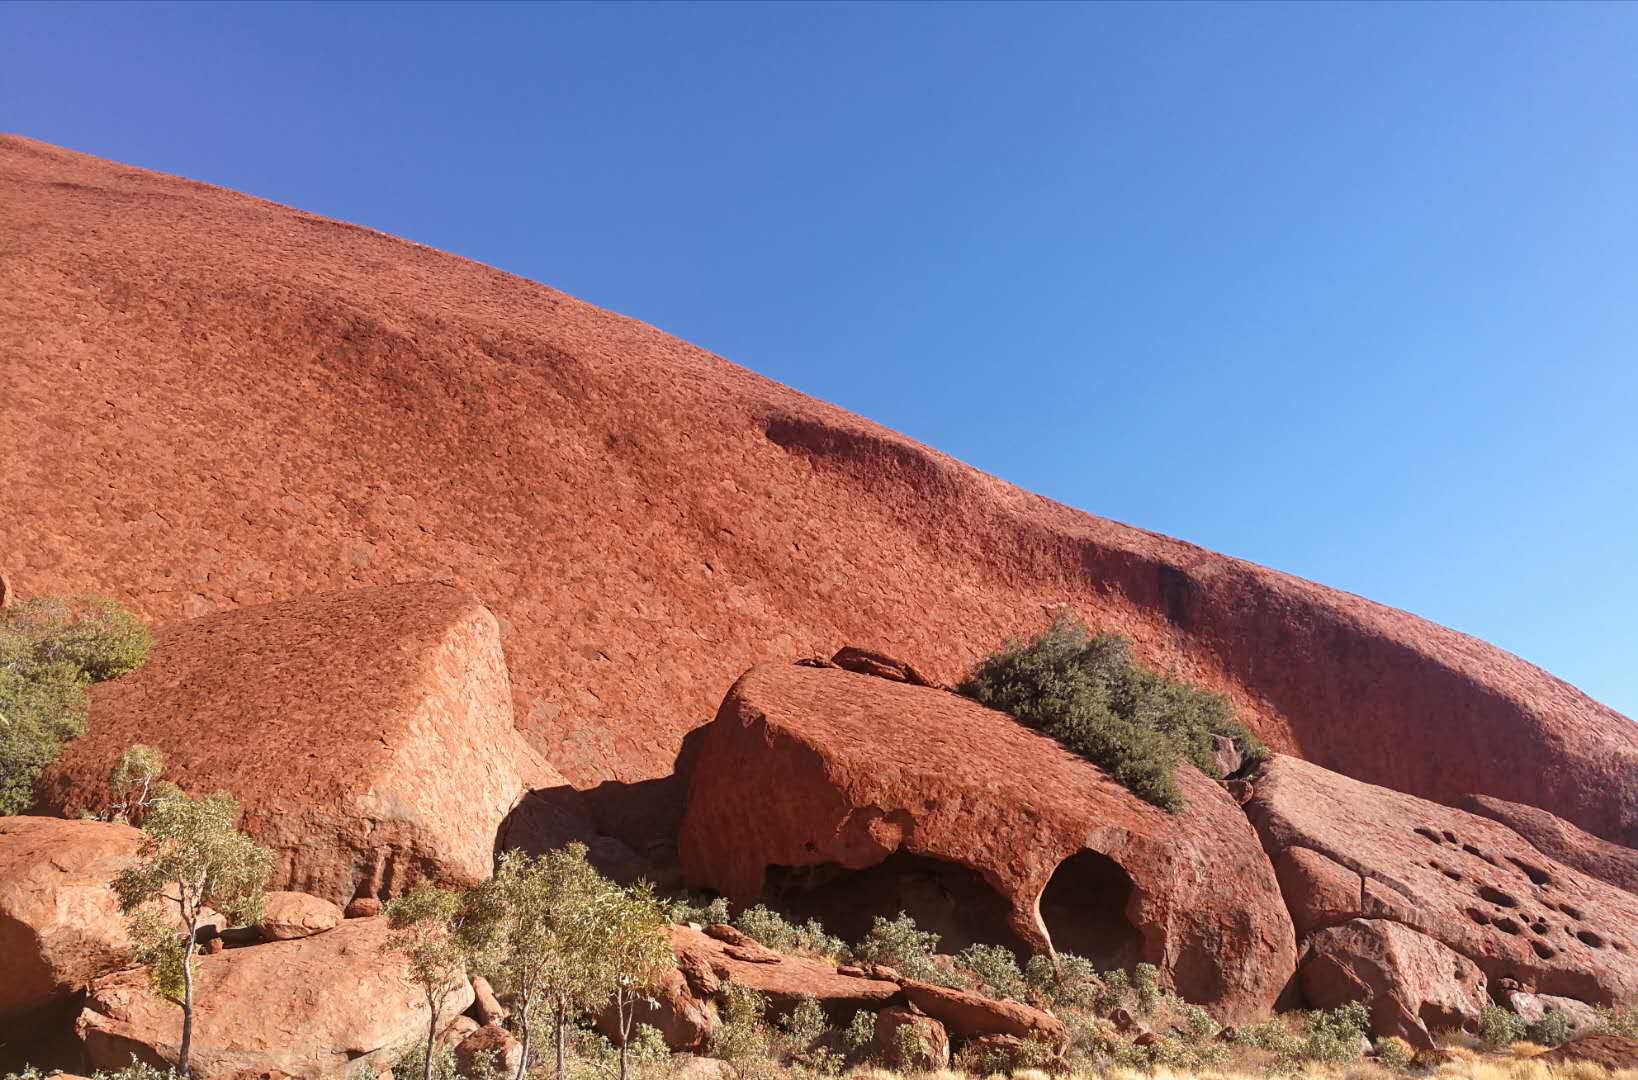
[
  {"x1": 77, "y1": 917, "x2": 475, "y2": 1079},
  {"x1": 4, "y1": 136, "x2": 1635, "y2": 852},
  {"x1": 0, "y1": 817, "x2": 145, "y2": 1025},
  {"x1": 1461, "y1": 794, "x2": 1638, "y2": 898},
  {"x1": 37, "y1": 583, "x2": 556, "y2": 904},
  {"x1": 1245, "y1": 755, "x2": 1638, "y2": 1006},
  {"x1": 678, "y1": 663, "x2": 1295, "y2": 1023}
]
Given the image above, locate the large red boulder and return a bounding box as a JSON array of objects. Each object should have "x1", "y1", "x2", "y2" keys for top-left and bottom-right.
[
  {"x1": 5, "y1": 135, "x2": 1635, "y2": 861},
  {"x1": 1299, "y1": 919, "x2": 1488, "y2": 1049},
  {"x1": 1246, "y1": 755, "x2": 1638, "y2": 1006},
  {"x1": 1461, "y1": 794, "x2": 1638, "y2": 897},
  {"x1": 1539, "y1": 1034, "x2": 1638, "y2": 1070},
  {"x1": 679, "y1": 663, "x2": 1295, "y2": 1023},
  {"x1": 37, "y1": 584, "x2": 558, "y2": 905},
  {"x1": 0, "y1": 817, "x2": 145, "y2": 1025},
  {"x1": 77, "y1": 917, "x2": 475, "y2": 1079},
  {"x1": 899, "y1": 982, "x2": 1068, "y2": 1048}
]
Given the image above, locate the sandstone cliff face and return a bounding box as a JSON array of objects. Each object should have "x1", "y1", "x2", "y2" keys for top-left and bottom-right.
[
  {"x1": 1461, "y1": 794, "x2": 1638, "y2": 898},
  {"x1": 679, "y1": 663, "x2": 1295, "y2": 1023},
  {"x1": 37, "y1": 583, "x2": 556, "y2": 904},
  {"x1": 2, "y1": 135, "x2": 1635, "y2": 849},
  {"x1": 1245, "y1": 755, "x2": 1638, "y2": 1006}
]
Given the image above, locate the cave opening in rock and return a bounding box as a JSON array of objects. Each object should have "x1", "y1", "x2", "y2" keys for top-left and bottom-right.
[
  {"x1": 762, "y1": 851, "x2": 1030, "y2": 956},
  {"x1": 1037, "y1": 849, "x2": 1144, "y2": 971}
]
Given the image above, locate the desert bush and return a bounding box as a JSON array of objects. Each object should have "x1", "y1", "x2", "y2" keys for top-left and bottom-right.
[
  {"x1": 1131, "y1": 962, "x2": 1163, "y2": 1014},
  {"x1": 710, "y1": 982, "x2": 775, "y2": 1063},
  {"x1": 1525, "y1": 1010, "x2": 1576, "y2": 1047},
  {"x1": 0, "y1": 596, "x2": 153, "y2": 814},
  {"x1": 1375, "y1": 1034, "x2": 1416, "y2": 1070},
  {"x1": 1595, "y1": 1005, "x2": 1638, "y2": 1039},
  {"x1": 852, "y1": 911, "x2": 957, "y2": 985},
  {"x1": 956, "y1": 943, "x2": 1028, "y2": 1000},
  {"x1": 842, "y1": 1009, "x2": 877, "y2": 1055},
  {"x1": 1297, "y1": 1002, "x2": 1373, "y2": 1066},
  {"x1": 735, "y1": 904, "x2": 847, "y2": 959},
  {"x1": 1481, "y1": 1004, "x2": 1531, "y2": 1049},
  {"x1": 665, "y1": 892, "x2": 731, "y2": 926},
  {"x1": 957, "y1": 614, "x2": 1265, "y2": 811},
  {"x1": 1023, "y1": 951, "x2": 1102, "y2": 1009}
]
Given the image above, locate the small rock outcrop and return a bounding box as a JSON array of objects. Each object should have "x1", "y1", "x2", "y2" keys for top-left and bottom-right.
[
  {"x1": 873, "y1": 1006, "x2": 951, "y2": 1070},
  {"x1": 679, "y1": 664, "x2": 1295, "y2": 1022},
  {"x1": 454, "y1": 1024, "x2": 522, "y2": 1078},
  {"x1": 257, "y1": 892, "x2": 343, "y2": 941},
  {"x1": 1539, "y1": 1034, "x2": 1638, "y2": 1070},
  {"x1": 0, "y1": 817, "x2": 145, "y2": 1024},
  {"x1": 1461, "y1": 794, "x2": 1638, "y2": 897},
  {"x1": 1245, "y1": 755, "x2": 1638, "y2": 1005},
  {"x1": 899, "y1": 982, "x2": 1068, "y2": 1048},
  {"x1": 829, "y1": 647, "x2": 937, "y2": 687},
  {"x1": 77, "y1": 917, "x2": 475, "y2": 1079},
  {"x1": 38, "y1": 584, "x2": 559, "y2": 905},
  {"x1": 1299, "y1": 919, "x2": 1488, "y2": 1049}
]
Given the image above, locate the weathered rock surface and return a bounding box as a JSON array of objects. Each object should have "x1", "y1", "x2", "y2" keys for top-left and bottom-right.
[
  {"x1": 900, "y1": 982, "x2": 1068, "y2": 1048},
  {"x1": 257, "y1": 892, "x2": 343, "y2": 941},
  {"x1": 77, "y1": 917, "x2": 475, "y2": 1079},
  {"x1": 595, "y1": 967, "x2": 718, "y2": 1052},
  {"x1": 4, "y1": 135, "x2": 1635, "y2": 858},
  {"x1": 1462, "y1": 794, "x2": 1638, "y2": 897},
  {"x1": 454, "y1": 1024, "x2": 522, "y2": 1079},
  {"x1": 678, "y1": 664, "x2": 1295, "y2": 1022},
  {"x1": 1246, "y1": 755, "x2": 1638, "y2": 1005},
  {"x1": 1502, "y1": 990, "x2": 1600, "y2": 1037},
  {"x1": 1539, "y1": 1034, "x2": 1638, "y2": 1070},
  {"x1": 469, "y1": 976, "x2": 507, "y2": 1026},
  {"x1": 1299, "y1": 919, "x2": 1488, "y2": 1048},
  {"x1": 39, "y1": 583, "x2": 557, "y2": 904},
  {"x1": 0, "y1": 816, "x2": 144, "y2": 1024},
  {"x1": 874, "y1": 1006, "x2": 951, "y2": 1070},
  {"x1": 829, "y1": 647, "x2": 937, "y2": 687},
  {"x1": 669, "y1": 924, "x2": 901, "y2": 1016}
]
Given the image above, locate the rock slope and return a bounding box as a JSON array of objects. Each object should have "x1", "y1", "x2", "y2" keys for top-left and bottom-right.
[
  {"x1": 2, "y1": 135, "x2": 1636, "y2": 849},
  {"x1": 1245, "y1": 755, "x2": 1638, "y2": 1007},
  {"x1": 679, "y1": 663, "x2": 1295, "y2": 1023},
  {"x1": 37, "y1": 583, "x2": 556, "y2": 904}
]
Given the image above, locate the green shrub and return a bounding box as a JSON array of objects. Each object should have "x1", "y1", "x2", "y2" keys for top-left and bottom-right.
[
  {"x1": 0, "y1": 596, "x2": 153, "y2": 814},
  {"x1": 665, "y1": 892, "x2": 731, "y2": 926},
  {"x1": 1374, "y1": 1035, "x2": 1415, "y2": 1071},
  {"x1": 958, "y1": 615, "x2": 1265, "y2": 811},
  {"x1": 1479, "y1": 1004, "x2": 1529, "y2": 1049},
  {"x1": 842, "y1": 1009, "x2": 877, "y2": 1055},
  {"x1": 852, "y1": 911, "x2": 956, "y2": 985},
  {"x1": 1526, "y1": 1010, "x2": 1577, "y2": 1047},
  {"x1": 957, "y1": 942, "x2": 1028, "y2": 1000},
  {"x1": 1131, "y1": 962, "x2": 1163, "y2": 1015},
  {"x1": 710, "y1": 982, "x2": 774, "y2": 1063},
  {"x1": 734, "y1": 904, "x2": 847, "y2": 959},
  {"x1": 1596, "y1": 1005, "x2": 1638, "y2": 1039},
  {"x1": 1298, "y1": 1002, "x2": 1372, "y2": 1066},
  {"x1": 1023, "y1": 951, "x2": 1102, "y2": 1009}
]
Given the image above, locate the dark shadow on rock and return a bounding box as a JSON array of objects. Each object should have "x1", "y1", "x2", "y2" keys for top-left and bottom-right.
[{"x1": 496, "y1": 725, "x2": 711, "y2": 889}]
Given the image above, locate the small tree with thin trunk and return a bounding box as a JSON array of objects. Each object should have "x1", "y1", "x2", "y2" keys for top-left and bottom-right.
[
  {"x1": 113, "y1": 789, "x2": 274, "y2": 1078},
  {"x1": 600, "y1": 880, "x2": 675, "y2": 1080},
  {"x1": 461, "y1": 844, "x2": 610, "y2": 1080},
  {"x1": 386, "y1": 884, "x2": 472, "y2": 1080},
  {"x1": 107, "y1": 743, "x2": 166, "y2": 825}
]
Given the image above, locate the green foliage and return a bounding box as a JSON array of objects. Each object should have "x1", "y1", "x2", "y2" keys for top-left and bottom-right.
[
  {"x1": 664, "y1": 892, "x2": 731, "y2": 926},
  {"x1": 387, "y1": 884, "x2": 474, "y2": 1080},
  {"x1": 1375, "y1": 1035, "x2": 1415, "y2": 1071},
  {"x1": 1093, "y1": 967, "x2": 1131, "y2": 1014},
  {"x1": 127, "y1": 906, "x2": 188, "y2": 1002},
  {"x1": 626, "y1": 1024, "x2": 671, "y2": 1067},
  {"x1": 957, "y1": 614, "x2": 1266, "y2": 811},
  {"x1": 1526, "y1": 1010, "x2": 1577, "y2": 1047},
  {"x1": 852, "y1": 911, "x2": 955, "y2": 985},
  {"x1": 4, "y1": 1064, "x2": 178, "y2": 1080},
  {"x1": 956, "y1": 943, "x2": 1027, "y2": 1000},
  {"x1": 1131, "y1": 962, "x2": 1163, "y2": 1015},
  {"x1": 710, "y1": 982, "x2": 775, "y2": 1063},
  {"x1": 778, "y1": 994, "x2": 840, "y2": 1073},
  {"x1": 1023, "y1": 951, "x2": 1102, "y2": 1009},
  {"x1": 1479, "y1": 1004, "x2": 1530, "y2": 1049},
  {"x1": 107, "y1": 743, "x2": 168, "y2": 824},
  {"x1": 0, "y1": 596, "x2": 152, "y2": 815},
  {"x1": 1296, "y1": 1002, "x2": 1372, "y2": 1066},
  {"x1": 1596, "y1": 1005, "x2": 1638, "y2": 1039},
  {"x1": 114, "y1": 790, "x2": 274, "y2": 929},
  {"x1": 841, "y1": 1009, "x2": 876, "y2": 1055},
  {"x1": 734, "y1": 904, "x2": 848, "y2": 959}
]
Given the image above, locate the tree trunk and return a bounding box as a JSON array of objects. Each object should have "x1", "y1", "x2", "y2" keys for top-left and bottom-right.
[
  {"x1": 179, "y1": 919, "x2": 197, "y2": 1078},
  {"x1": 554, "y1": 998, "x2": 566, "y2": 1079},
  {"x1": 515, "y1": 997, "x2": 532, "y2": 1080},
  {"x1": 423, "y1": 993, "x2": 439, "y2": 1080},
  {"x1": 617, "y1": 989, "x2": 632, "y2": 1080}
]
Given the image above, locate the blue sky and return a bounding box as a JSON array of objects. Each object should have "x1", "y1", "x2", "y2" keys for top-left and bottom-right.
[{"x1": 4, "y1": 2, "x2": 1635, "y2": 718}]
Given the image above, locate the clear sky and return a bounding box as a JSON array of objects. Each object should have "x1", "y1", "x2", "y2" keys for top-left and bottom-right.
[{"x1": 4, "y1": 2, "x2": 1635, "y2": 718}]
